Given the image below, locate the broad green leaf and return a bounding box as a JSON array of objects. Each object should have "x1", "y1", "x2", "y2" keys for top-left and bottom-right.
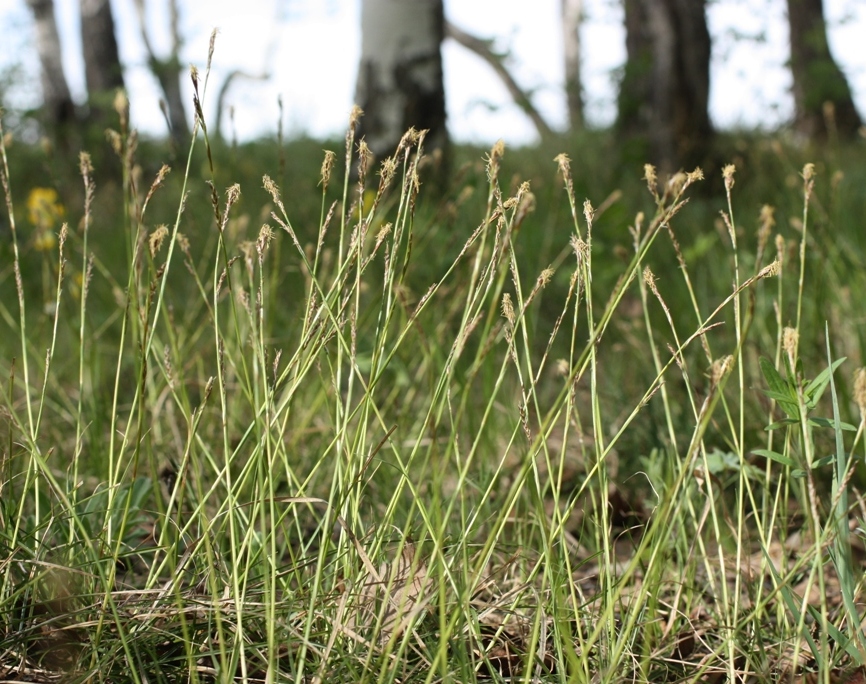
[
  {"x1": 811, "y1": 455, "x2": 836, "y2": 469},
  {"x1": 765, "y1": 418, "x2": 799, "y2": 430},
  {"x1": 809, "y1": 417, "x2": 857, "y2": 431},
  {"x1": 763, "y1": 390, "x2": 801, "y2": 404},
  {"x1": 752, "y1": 448, "x2": 796, "y2": 467},
  {"x1": 804, "y1": 356, "x2": 847, "y2": 407},
  {"x1": 761, "y1": 390, "x2": 802, "y2": 420},
  {"x1": 759, "y1": 357, "x2": 799, "y2": 418},
  {"x1": 759, "y1": 357, "x2": 792, "y2": 395}
]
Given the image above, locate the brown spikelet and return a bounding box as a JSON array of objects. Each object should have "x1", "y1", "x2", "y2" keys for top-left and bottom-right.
[
  {"x1": 144, "y1": 164, "x2": 171, "y2": 208},
  {"x1": 756, "y1": 204, "x2": 775, "y2": 267},
  {"x1": 113, "y1": 89, "x2": 129, "y2": 128},
  {"x1": 571, "y1": 235, "x2": 589, "y2": 267},
  {"x1": 486, "y1": 141, "x2": 505, "y2": 182},
  {"x1": 207, "y1": 29, "x2": 218, "y2": 71},
  {"x1": 272, "y1": 349, "x2": 283, "y2": 384},
  {"x1": 711, "y1": 355, "x2": 734, "y2": 387},
  {"x1": 802, "y1": 163, "x2": 816, "y2": 203},
  {"x1": 177, "y1": 233, "x2": 190, "y2": 257},
  {"x1": 348, "y1": 105, "x2": 363, "y2": 131},
  {"x1": 256, "y1": 224, "x2": 276, "y2": 263},
  {"x1": 686, "y1": 167, "x2": 704, "y2": 184},
  {"x1": 106, "y1": 129, "x2": 123, "y2": 156},
  {"x1": 357, "y1": 139, "x2": 372, "y2": 187},
  {"x1": 501, "y1": 293, "x2": 515, "y2": 327},
  {"x1": 666, "y1": 172, "x2": 687, "y2": 199},
  {"x1": 149, "y1": 225, "x2": 169, "y2": 258},
  {"x1": 643, "y1": 164, "x2": 657, "y2": 197},
  {"x1": 555, "y1": 153, "x2": 571, "y2": 181},
  {"x1": 583, "y1": 199, "x2": 594, "y2": 236},
  {"x1": 722, "y1": 164, "x2": 736, "y2": 193},
  {"x1": 379, "y1": 156, "x2": 398, "y2": 190},
  {"x1": 783, "y1": 327, "x2": 799, "y2": 367},
  {"x1": 758, "y1": 259, "x2": 781, "y2": 279},
  {"x1": 320, "y1": 150, "x2": 336, "y2": 191},
  {"x1": 78, "y1": 151, "x2": 93, "y2": 178}
]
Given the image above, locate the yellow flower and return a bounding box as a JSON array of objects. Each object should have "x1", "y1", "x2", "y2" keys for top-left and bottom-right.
[
  {"x1": 27, "y1": 187, "x2": 65, "y2": 230},
  {"x1": 70, "y1": 270, "x2": 84, "y2": 300},
  {"x1": 33, "y1": 230, "x2": 57, "y2": 252},
  {"x1": 27, "y1": 187, "x2": 64, "y2": 253},
  {"x1": 351, "y1": 189, "x2": 377, "y2": 221}
]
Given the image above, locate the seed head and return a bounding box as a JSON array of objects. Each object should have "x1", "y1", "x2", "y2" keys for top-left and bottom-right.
[
  {"x1": 711, "y1": 355, "x2": 734, "y2": 387},
  {"x1": 357, "y1": 139, "x2": 372, "y2": 185},
  {"x1": 758, "y1": 259, "x2": 781, "y2": 279},
  {"x1": 643, "y1": 266, "x2": 656, "y2": 289},
  {"x1": 113, "y1": 90, "x2": 128, "y2": 127},
  {"x1": 555, "y1": 153, "x2": 571, "y2": 177},
  {"x1": 262, "y1": 175, "x2": 280, "y2": 204},
  {"x1": 486, "y1": 140, "x2": 505, "y2": 180},
  {"x1": 149, "y1": 225, "x2": 169, "y2": 258},
  {"x1": 319, "y1": 150, "x2": 336, "y2": 191},
  {"x1": 348, "y1": 105, "x2": 363, "y2": 131},
  {"x1": 501, "y1": 293, "x2": 515, "y2": 327},
  {"x1": 583, "y1": 199, "x2": 594, "y2": 229},
  {"x1": 643, "y1": 164, "x2": 657, "y2": 196},
  {"x1": 667, "y1": 172, "x2": 687, "y2": 198},
  {"x1": 783, "y1": 327, "x2": 799, "y2": 366},
  {"x1": 722, "y1": 164, "x2": 736, "y2": 192}
]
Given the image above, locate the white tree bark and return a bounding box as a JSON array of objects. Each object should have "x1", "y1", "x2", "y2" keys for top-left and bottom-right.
[
  {"x1": 25, "y1": 0, "x2": 75, "y2": 126},
  {"x1": 561, "y1": 0, "x2": 583, "y2": 129},
  {"x1": 354, "y1": 0, "x2": 447, "y2": 162}
]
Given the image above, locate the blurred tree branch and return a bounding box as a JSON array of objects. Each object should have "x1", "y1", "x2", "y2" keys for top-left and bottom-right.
[
  {"x1": 131, "y1": 0, "x2": 189, "y2": 146},
  {"x1": 445, "y1": 20, "x2": 554, "y2": 140}
]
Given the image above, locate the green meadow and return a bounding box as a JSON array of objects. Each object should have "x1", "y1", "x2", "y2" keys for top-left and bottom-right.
[{"x1": 3, "y1": 89, "x2": 866, "y2": 682}]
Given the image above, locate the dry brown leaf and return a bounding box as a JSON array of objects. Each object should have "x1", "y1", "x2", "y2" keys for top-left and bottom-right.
[{"x1": 352, "y1": 540, "x2": 431, "y2": 646}]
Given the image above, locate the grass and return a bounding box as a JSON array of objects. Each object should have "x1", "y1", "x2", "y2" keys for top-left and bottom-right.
[{"x1": 3, "y1": 71, "x2": 866, "y2": 682}]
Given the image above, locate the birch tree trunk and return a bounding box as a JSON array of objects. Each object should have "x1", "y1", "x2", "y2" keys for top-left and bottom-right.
[
  {"x1": 25, "y1": 0, "x2": 75, "y2": 128},
  {"x1": 561, "y1": 0, "x2": 584, "y2": 130},
  {"x1": 354, "y1": 0, "x2": 447, "y2": 168},
  {"x1": 786, "y1": 0, "x2": 862, "y2": 139},
  {"x1": 80, "y1": 0, "x2": 125, "y2": 119},
  {"x1": 617, "y1": 0, "x2": 712, "y2": 173}
]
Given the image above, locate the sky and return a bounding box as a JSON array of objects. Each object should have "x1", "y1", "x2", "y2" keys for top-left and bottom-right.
[{"x1": 0, "y1": 0, "x2": 864, "y2": 145}]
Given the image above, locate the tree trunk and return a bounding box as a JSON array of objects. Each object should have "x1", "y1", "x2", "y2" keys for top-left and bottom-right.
[
  {"x1": 131, "y1": 0, "x2": 189, "y2": 146},
  {"x1": 617, "y1": 0, "x2": 712, "y2": 173},
  {"x1": 25, "y1": 0, "x2": 76, "y2": 129},
  {"x1": 561, "y1": 0, "x2": 584, "y2": 130},
  {"x1": 80, "y1": 0, "x2": 125, "y2": 120},
  {"x1": 786, "y1": 0, "x2": 862, "y2": 139},
  {"x1": 354, "y1": 0, "x2": 447, "y2": 169},
  {"x1": 149, "y1": 55, "x2": 189, "y2": 145}
]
